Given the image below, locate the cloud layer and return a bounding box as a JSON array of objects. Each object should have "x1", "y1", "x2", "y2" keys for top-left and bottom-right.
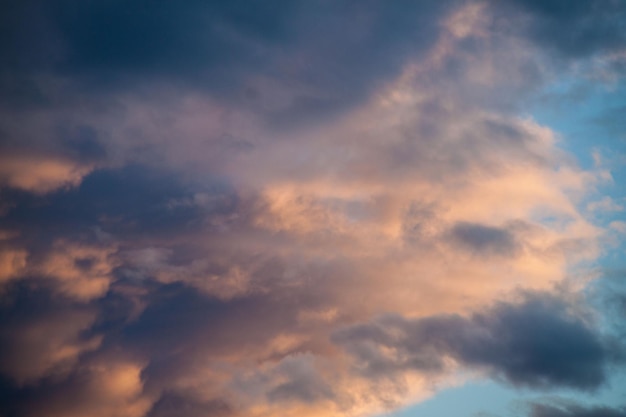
[{"x1": 1, "y1": 1, "x2": 625, "y2": 416}]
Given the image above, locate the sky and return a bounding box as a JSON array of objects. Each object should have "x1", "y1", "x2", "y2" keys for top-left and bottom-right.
[{"x1": 0, "y1": 1, "x2": 625, "y2": 417}]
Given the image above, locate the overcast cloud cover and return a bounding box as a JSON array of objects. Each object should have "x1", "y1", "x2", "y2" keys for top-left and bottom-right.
[{"x1": 0, "y1": 1, "x2": 625, "y2": 417}]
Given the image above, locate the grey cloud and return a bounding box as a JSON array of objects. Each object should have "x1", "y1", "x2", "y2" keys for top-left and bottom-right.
[
  {"x1": 0, "y1": 1, "x2": 622, "y2": 416},
  {"x1": 0, "y1": 0, "x2": 463, "y2": 183},
  {"x1": 55, "y1": 125, "x2": 107, "y2": 162},
  {"x1": 494, "y1": 0, "x2": 626, "y2": 59},
  {"x1": 0, "y1": 280, "x2": 100, "y2": 385},
  {"x1": 528, "y1": 402, "x2": 626, "y2": 417},
  {"x1": 0, "y1": 122, "x2": 106, "y2": 164},
  {"x1": 0, "y1": 276, "x2": 327, "y2": 416},
  {"x1": 146, "y1": 392, "x2": 233, "y2": 417},
  {"x1": 268, "y1": 378, "x2": 333, "y2": 404},
  {"x1": 1, "y1": 0, "x2": 615, "y2": 198},
  {"x1": 0, "y1": 164, "x2": 235, "y2": 251},
  {"x1": 0, "y1": 164, "x2": 245, "y2": 303},
  {"x1": 0, "y1": 0, "x2": 457, "y2": 120},
  {"x1": 118, "y1": 282, "x2": 313, "y2": 360},
  {"x1": 115, "y1": 282, "x2": 327, "y2": 394},
  {"x1": 448, "y1": 221, "x2": 520, "y2": 256},
  {"x1": 333, "y1": 292, "x2": 619, "y2": 390},
  {"x1": 8, "y1": 0, "x2": 625, "y2": 94},
  {"x1": 0, "y1": 362, "x2": 146, "y2": 417},
  {"x1": 266, "y1": 356, "x2": 336, "y2": 404}
]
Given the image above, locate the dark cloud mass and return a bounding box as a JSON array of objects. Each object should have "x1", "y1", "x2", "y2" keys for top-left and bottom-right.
[
  {"x1": 333, "y1": 292, "x2": 616, "y2": 390},
  {"x1": 0, "y1": 164, "x2": 233, "y2": 259},
  {"x1": 0, "y1": 0, "x2": 456, "y2": 120},
  {"x1": 501, "y1": 0, "x2": 626, "y2": 58},
  {"x1": 0, "y1": 1, "x2": 625, "y2": 417}
]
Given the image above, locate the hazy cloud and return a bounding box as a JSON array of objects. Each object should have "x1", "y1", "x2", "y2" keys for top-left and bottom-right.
[{"x1": 527, "y1": 401, "x2": 626, "y2": 417}]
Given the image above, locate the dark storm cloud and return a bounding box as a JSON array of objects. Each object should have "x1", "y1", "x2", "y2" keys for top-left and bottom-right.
[
  {"x1": 0, "y1": 164, "x2": 234, "y2": 248},
  {"x1": 333, "y1": 292, "x2": 619, "y2": 390},
  {"x1": 527, "y1": 402, "x2": 626, "y2": 417},
  {"x1": 6, "y1": 0, "x2": 625, "y2": 88},
  {"x1": 0, "y1": 0, "x2": 457, "y2": 120}
]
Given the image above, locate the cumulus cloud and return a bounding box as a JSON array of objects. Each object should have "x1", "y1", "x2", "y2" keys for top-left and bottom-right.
[{"x1": 0, "y1": 1, "x2": 624, "y2": 417}]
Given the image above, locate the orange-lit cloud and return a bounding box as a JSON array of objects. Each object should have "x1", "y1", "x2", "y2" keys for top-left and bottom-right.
[
  {"x1": 39, "y1": 242, "x2": 117, "y2": 301},
  {"x1": 0, "y1": 155, "x2": 92, "y2": 194}
]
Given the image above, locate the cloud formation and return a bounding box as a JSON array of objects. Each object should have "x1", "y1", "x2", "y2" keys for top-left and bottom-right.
[
  {"x1": 0, "y1": 1, "x2": 624, "y2": 417},
  {"x1": 333, "y1": 292, "x2": 617, "y2": 390}
]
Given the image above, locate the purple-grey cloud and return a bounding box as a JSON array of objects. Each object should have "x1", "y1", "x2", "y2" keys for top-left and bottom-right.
[
  {"x1": 333, "y1": 292, "x2": 620, "y2": 390},
  {"x1": 527, "y1": 401, "x2": 626, "y2": 417}
]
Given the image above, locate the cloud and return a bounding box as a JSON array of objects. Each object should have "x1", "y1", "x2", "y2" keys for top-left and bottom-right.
[
  {"x1": 333, "y1": 292, "x2": 617, "y2": 391},
  {"x1": 0, "y1": 0, "x2": 457, "y2": 123},
  {"x1": 0, "y1": 282, "x2": 102, "y2": 385},
  {"x1": 0, "y1": 154, "x2": 92, "y2": 194},
  {"x1": 493, "y1": 0, "x2": 626, "y2": 60},
  {"x1": 1, "y1": 360, "x2": 151, "y2": 417},
  {"x1": 146, "y1": 392, "x2": 232, "y2": 417},
  {"x1": 0, "y1": 111, "x2": 107, "y2": 193},
  {"x1": 447, "y1": 221, "x2": 520, "y2": 256},
  {"x1": 527, "y1": 401, "x2": 626, "y2": 417},
  {"x1": 0, "y1": 1, "x2": 623, "y2": 417},
  {"x1": 37, "y1": 241, "x2": 117, "y2": 301},
  {"x1": 0, "y1": 248, "x2": 27, "y2": 283}
]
